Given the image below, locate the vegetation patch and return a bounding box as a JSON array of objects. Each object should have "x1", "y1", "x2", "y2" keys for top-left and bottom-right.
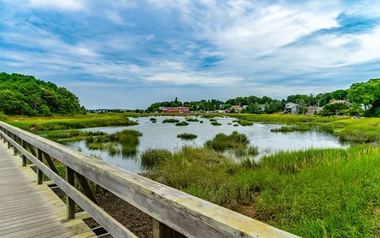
[
  {"x1": 163, "y1": 118, "x2": 180, "y2": 123},
  {"x1": 175, "y1": 121, "x2": 189, "y2": 126},
  {"x1": 150, "y1": 117, "x2": 157, "y2": 123},
  {"x1": 238, "y1": 120, "x2": 253, "y2": 126},
  {"x1": 270, "y1": 125, "x2": 310, "y2": 133},
  {"x1": 186, "y1": 117, "x2": 199, "y2": 122},
  {"x1": 205, "y1": 131, "x2": 249, "y2": 151},
  {"x1": 211, "y1": 121, "x2": 222, "y2": 126},
  {"x1": 177, "y1": 133, "x2": 197, "y2": 140},
  {"x1": 7, "y1": 113, "x2": 138, "y2": 131},
  {"x1": 143, "y1": 145, "x2": 380, "y2": 237},
  {"x1": 141, "y1": 148, "x2": 172, "y2": 170}
]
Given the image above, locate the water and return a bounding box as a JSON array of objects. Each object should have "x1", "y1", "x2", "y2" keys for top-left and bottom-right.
[{"x1": 66, "y1": 116, "x2": 349, "y2": 173}]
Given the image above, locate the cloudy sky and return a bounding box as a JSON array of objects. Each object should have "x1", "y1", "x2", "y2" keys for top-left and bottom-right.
[{"x1": 1, "y1": 0, "x2": 380, "y2": 109}]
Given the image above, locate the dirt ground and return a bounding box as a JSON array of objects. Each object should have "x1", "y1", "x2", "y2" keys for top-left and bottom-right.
[{"x1": 85, "y1": 190, "x2": 154, "y2": 238}]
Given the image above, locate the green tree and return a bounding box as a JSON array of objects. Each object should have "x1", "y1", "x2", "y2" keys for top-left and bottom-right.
[{"x1": 347, "y1": 78, "x2": 380, "y2": 117}]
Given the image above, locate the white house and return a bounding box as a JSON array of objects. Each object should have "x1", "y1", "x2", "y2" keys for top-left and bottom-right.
[{"x1": 284, "y1": 103, "x2": 298, "y2": 114}]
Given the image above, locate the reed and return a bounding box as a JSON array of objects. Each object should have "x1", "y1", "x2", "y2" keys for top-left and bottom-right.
[
  {"x1": 144, "y1": 145, "x2": 380, "y2": 237},
  {"x1": 211, "y1": 121, "x2": 222, "y2": 126},
  {"x1": 205, "y1": 131, "x2": 249, "y2": 151},
  {"x1": 186, "y1": 117, "x2": 199, "y2": 122},
  {"x1": 163, "y1": 118, "x2": 179, "y2": 123},
  {"x1": 175, "y1": 121, "x2": 189, "y2": 126},
  {"x1": 177, "y1": 133, "x2": 197, "y2": 140},
  {"x1": 141, "y1": 148, "x2": 172, "y2": 169}
]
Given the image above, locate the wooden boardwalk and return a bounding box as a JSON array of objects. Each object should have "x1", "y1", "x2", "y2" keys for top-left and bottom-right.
[{"x1": 0, "y1": 142, "x2": 96, "y2": 238}]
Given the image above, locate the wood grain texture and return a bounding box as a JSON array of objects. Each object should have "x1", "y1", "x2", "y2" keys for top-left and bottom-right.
[{"x1": 0, "y1": 141, "x2": 95, "y2": 238}]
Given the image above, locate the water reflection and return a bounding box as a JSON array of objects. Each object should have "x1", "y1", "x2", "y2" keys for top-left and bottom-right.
[{"x1": 66, "y1": 116, "x2": 349, "y2": 172}]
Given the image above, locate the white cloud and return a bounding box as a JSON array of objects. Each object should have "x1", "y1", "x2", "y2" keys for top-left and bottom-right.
[
  {"x1": 105, "y1": 10, "x2": 123, "y2": 24},
  {"x1": 28, "y1": 0, "x2": 84, "y2": 11},
  {"x1": 145, "y1": 72, "x2": 242, "y2": 86}
]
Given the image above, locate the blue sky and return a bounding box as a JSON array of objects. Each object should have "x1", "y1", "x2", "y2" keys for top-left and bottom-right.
[{"x1": 1, "y1": 0, "x2": 380, "y2": 109}]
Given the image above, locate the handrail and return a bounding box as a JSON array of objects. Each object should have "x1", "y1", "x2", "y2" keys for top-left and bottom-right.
[{"x1": 0, "y1": 121, "x2": 299, "y2": 238}]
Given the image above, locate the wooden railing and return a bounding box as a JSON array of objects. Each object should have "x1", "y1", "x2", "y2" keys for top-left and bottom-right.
[{"x1": 0, "y1": 121, "x2": 299, "y2": 238}]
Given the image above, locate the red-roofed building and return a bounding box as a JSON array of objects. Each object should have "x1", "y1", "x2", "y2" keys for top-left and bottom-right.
[{"x1": 162, "y1": 107, "x2": 190, "y2": 113}]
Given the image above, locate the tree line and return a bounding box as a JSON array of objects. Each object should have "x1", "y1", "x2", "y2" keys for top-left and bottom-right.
[
  {"x1": 0, "y1": 72, "x2": 86, "y2": 116},
  {"x1": 147, "y1": 78, "x2": 380, "y2": 117}
]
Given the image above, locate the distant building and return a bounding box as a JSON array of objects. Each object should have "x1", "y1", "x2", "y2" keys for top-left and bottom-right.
[
  {"x1": 231, "y1": 105, "x2": 242, "y2": 112},
  {"x1": 162, "y1": 107, "x2": 190, "y2": 113},
  {"x1": 284, "y1": 103, "x2": 298, "y2": 114},
  {"x1": 305, "y1": 106, "x2": 324, "y2": 115}
]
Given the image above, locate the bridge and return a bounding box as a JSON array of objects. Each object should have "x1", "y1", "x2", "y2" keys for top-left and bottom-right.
[{"x1": 0, "y1": 121, "x2": 299, "y2": 238}]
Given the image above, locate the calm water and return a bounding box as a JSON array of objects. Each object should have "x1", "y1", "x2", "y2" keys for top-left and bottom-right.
[{"x1": 66, "y1": 116, "x2": 349, "y2": 173}]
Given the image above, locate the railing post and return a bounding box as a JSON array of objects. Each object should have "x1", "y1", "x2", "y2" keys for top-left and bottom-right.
[
  {"x1": 66, "y1": 166, "x2": 76, "y2": 220},
  {"x1": 7, "y1": 132, "x2": 10, "y2": 149},
  {"x1": 21, "y1": 140, "x2": 27, "y2": 167},
  {"x1": 12, "y1": 135, "x2": 18, "y2": 156},
  {"x1": 153, "y1": 219, "x2": 186, "y2": 238},
  {"x1": 37, "y1": 149, "x2": 43, "y2": 185}
]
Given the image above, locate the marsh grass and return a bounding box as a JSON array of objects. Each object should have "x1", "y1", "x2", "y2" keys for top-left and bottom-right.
[
  {"x1": 211, "y1": 121, "x2": 222, "y2": 126},
  {"x1": 141, "y1": 148, "x2": 172, "y2": 169},
  {"x1": 238, "y1": 120, "x2": 254, "y2": 126},
  {"x1": 175, "y1": 121, "x2": 189, "y2": 126},
  {"x1": 177, "y1": 133, "x2": 197, "y2": 140},
  {"x1": 186, "y1": 117, "x2": 199, "y2": 122},
  {"x1": 7, "y1": 113, "x2": 138, "y2": 131},
  {"x1": 205, "y1": 131, "x2": 249, "y2": 151},
  {"x1": 144, "y1": 145, "x2": 380, "y2": 237},
  {"x1": 270, "y1": 125, "x2": 311, "y2": 133},
  {"x1": 247, "y1": 145, "x2": 259, "y2": 156},
  {"x1": 163, "y1": 118, "x2": 180, "y2": 123}
]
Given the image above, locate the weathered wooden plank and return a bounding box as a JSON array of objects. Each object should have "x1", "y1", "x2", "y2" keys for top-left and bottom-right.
[
  {"x1": 75, "y1": 171, "x2": 98, "y2": 205},
  {"x1": 0, "y1": 141, "x2": 94, "y2": 238},
  {"x1": 34, "y1": 221, "x2": 91, "y2": 238},
  {"x1": 3, "y1": 135, "x2": 137, "y2": 238},
  {"x1": 68, "y1": 230, "x2": 97, "y2": 238}
]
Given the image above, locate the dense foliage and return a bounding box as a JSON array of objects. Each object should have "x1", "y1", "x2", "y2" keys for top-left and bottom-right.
[
  {"x1": 0, "y1": 72, "x2": 86, "y2": 116},
  {"x1": 146, "y1": 78, "x2": 380, "y2": 117},
  {"x1": 347, "y1": 78, "x2": 380, "y2": 117}
]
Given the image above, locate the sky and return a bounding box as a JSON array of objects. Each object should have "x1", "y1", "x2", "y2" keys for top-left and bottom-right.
[{"x1": 1, "y1": 0, "x2": 380, "y2": 109}]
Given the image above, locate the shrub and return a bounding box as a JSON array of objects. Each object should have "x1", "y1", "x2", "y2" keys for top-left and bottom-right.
[
  {"x1": 211, "y1": 121, "x2": 222, "y2": 126},
  {"x1": 175, "y1": 121, "x2": 189, "y2": 126},
  {"x1": 177, "y1": 133, "x2": 197, "y2": 140},
  {"x1": 186, "y1": 117, "x2": 199, "y2": 122},
  {"x1": 163, "y1": 118, "x2": 179, "y2": 123}
]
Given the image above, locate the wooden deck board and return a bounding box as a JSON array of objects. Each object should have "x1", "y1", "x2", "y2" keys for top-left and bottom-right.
[{"x1": 0, "y1": 142, "x2": 95, "y2": 238}]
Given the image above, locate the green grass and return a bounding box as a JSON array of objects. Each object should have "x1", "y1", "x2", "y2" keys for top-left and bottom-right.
[
  {"x1": 270, "y1": 125, "x2": 311, "y2": 133},
  {"x1": 177, "y1": 133, "x2": 197, "y2": 140},
  {"x1": 163, "y1": 118, "x2": 180, "y2": 123},
  {"x1": 175, "y1": 121, "x2": 189, "y2": 126},
  {"x1": 211, "y1": 121, "x2": 222, "y2": 126},
  {"x1": 6, "y1": 113, "x2": 138, "y2": 131},
  {"x1": 205, "y1": 131, "x2": 249, "y2": 151},
  {"x1": 238, "y1": 120, "x2": 254, "y2": 126},
  {"x1": 186, "y1": 117, "x2": 199, "y2": 122},
  {"x1": 141, "y1": 148, "x2": 172, "y2": 169},
  {"x1": 144, "y1": 145, "x2": 380, "y2": 237}
]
